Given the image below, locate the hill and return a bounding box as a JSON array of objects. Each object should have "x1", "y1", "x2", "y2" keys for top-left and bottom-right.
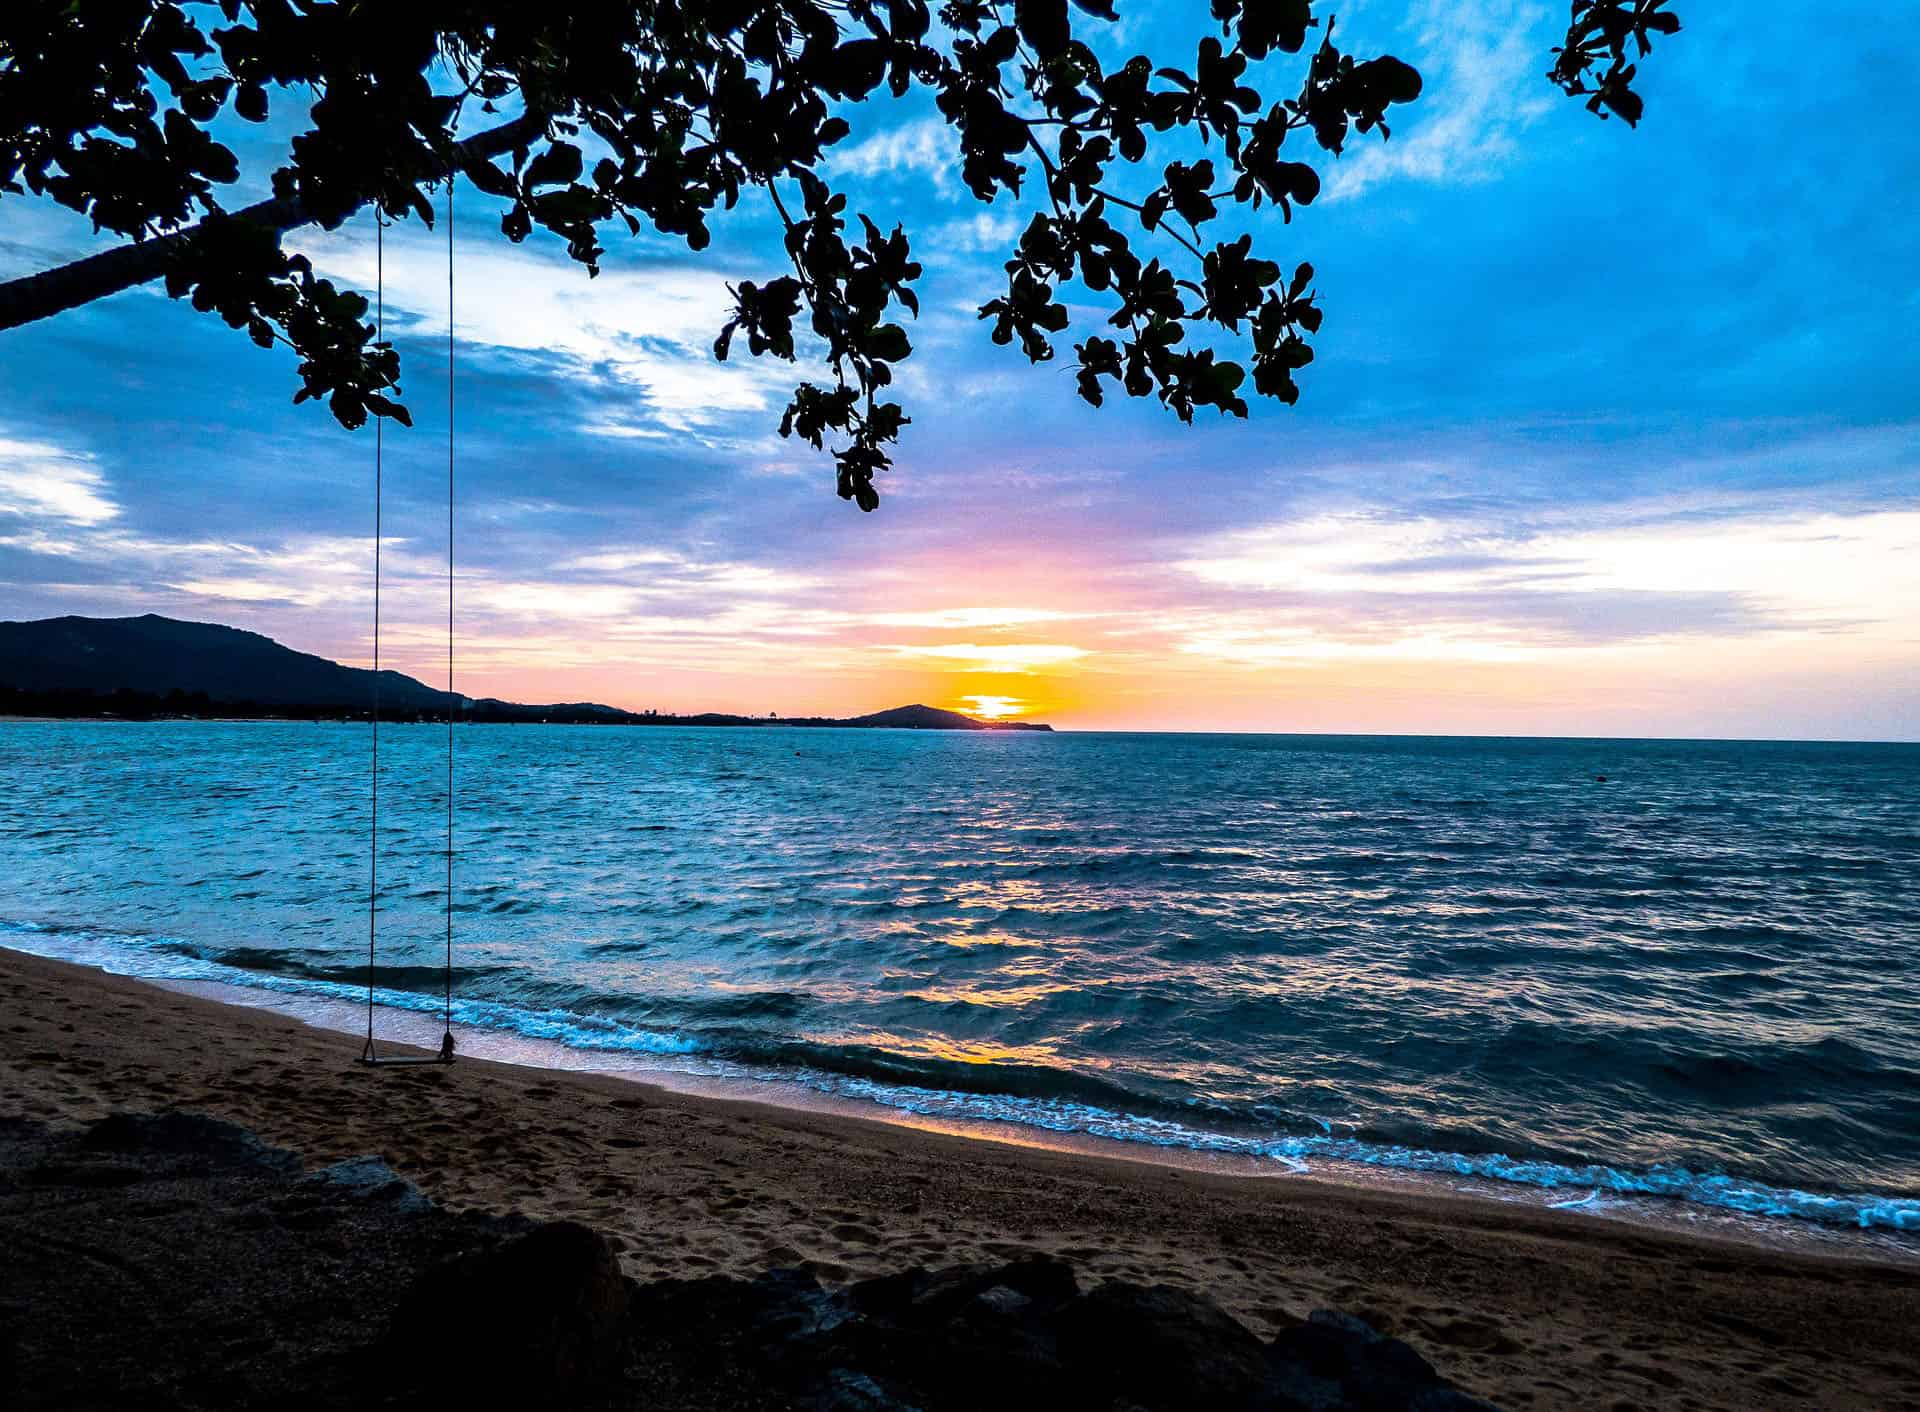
[
  {"x1": 845, "y1": 703, "x2": 1050, "y2": 732},
  {"x1": 0, "y1": 615, "x2": 1053, "y2": 731},
  {"x1": 0, "y1": 613, "x2": 448, "y2": 710}
]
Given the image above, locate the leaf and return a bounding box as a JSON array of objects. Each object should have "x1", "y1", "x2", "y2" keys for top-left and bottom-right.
[
  {"x1": 826, "y1": 38, "x2": 889, "y2": 98},
  {"x1": 868, "y1": 324, "x2": 912, "y2": 361},
  {"x1": 1353, "y1": 56, "x2": 1423, "y2": 105},
  {"x1": 1237, "y1": 0, "x2": 1314, "y2": 59},
  {"x1": 1016, "y1": 0, "x2": 1072, "y2": 56},
  {"x1": 235, "y1": 82, "x2": 268, "y2": 123},
  {"x1": 366, "y1": 393, "x2": 413, "y2": 427},
  {"x1": 466, "y1": 159, "x2": 517, "y2": 199},
  {"x1": 525, "y1": 142, "x2": 583, "y2": 188}
]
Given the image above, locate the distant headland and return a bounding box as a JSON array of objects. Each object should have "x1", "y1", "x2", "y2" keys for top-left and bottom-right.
[{"x1": 0, "y1": 615, "x2": 1054, "y2": 732}]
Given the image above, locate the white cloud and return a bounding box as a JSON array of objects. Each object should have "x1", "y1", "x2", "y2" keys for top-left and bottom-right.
[
  {"x1": 929, "y1": 209, "x2": 1024, "y2": 255},
  {"x1": 867, "y1": 606, "x2": 1088, "y2": 630},
  {"x1": 1175, "y1": 502, "x2": 1920, "y2": 660},
  {"x1": 1180, "y1": 629, "x2": 1539, "y2": 666},
  {"x1": 559, "y1": 549, "x2": 682, "y2": 574},
  {"x1": 552, "y1": 547, "x2": 821, "y2": 598},
  {"x1": 299, "y1": 230, "x2": 795, "y2": 439},
  {"x1": 886, "y1": 642, "x2": 1090, "y2": 671},
  {"x1": 0, "y1": 435, "x2": 119, "y2": 526},
  {"x1": 1180, "y1": 514, "x2": 1505, "y2": 595},
  {"x1": 827, "y1": 118, "x2": 956, "y2": 193},
  {"x1": 464, "y1": 581, "x2": 642, "y2": 620},
  {"x1": 162, "y1": 535, "x2": 393, "y2": 609},
  {"x1": 1325, "y1": 0, "x2": 1554, "y2": 202},
  {"x1": 1539, "y1": 510, "x2": 1920, "y2": 630}
]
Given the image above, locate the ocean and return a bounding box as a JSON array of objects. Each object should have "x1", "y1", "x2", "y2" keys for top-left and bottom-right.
[{"x1": 4, "y1": 720, "x2": 1916, "y2": 1234}]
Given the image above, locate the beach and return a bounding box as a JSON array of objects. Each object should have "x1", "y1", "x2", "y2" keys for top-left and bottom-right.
[{"x1": 5, "y1": 946, "x2": 1917, "y2": 1410}]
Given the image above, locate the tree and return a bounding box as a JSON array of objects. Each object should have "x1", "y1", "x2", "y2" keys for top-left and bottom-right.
[{"x1": 0, "y1": 1, "x2": 1680, "y2": 511}]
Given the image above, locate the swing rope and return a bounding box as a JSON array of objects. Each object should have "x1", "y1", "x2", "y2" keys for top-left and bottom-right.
[
  {"x1": 362, "y1": 209, "x2": 384, "y2": 1063},
  {"x1": 442, "y1": 173, "x2": 456, "y2": 1052},
  {"x1": 361, "y1": 175, "x2": 458, "y2": 1067}
]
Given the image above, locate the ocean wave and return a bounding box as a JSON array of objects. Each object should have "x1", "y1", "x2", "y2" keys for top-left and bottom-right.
[
  {"x1": 2, "y1": 920, "x2": 700, "y2": 1057},
  {"x1": 6, "y1": 917, "x2": 1917, "y2": 1235},
  {"x1": 798, "y1": 1074, "x2": 1920, "y2": 1233}
]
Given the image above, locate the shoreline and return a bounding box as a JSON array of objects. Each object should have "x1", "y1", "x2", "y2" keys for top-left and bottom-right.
[
  {"x1": 156, "y1": 970, "x2": 1920, "y2": 1263},
  {"x1": 5, "y1": 945, "x2": 1919, "y2": 1408},
  {"x1": 9, "y1": 921, "x2": 1918, "y2": 1253}
]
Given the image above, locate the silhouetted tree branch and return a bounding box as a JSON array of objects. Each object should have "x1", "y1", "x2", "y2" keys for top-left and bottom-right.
[{"x1": 0, "y1": 1, "x2": 1679, "y2": 510}]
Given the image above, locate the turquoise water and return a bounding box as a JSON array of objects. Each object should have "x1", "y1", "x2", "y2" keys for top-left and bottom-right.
[{"x1": 3, "y1": 720, "x2": 1917, "y2": 1231}]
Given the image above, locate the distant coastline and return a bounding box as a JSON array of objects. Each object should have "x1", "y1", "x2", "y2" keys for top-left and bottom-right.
[
  {"x1": 0, "y1": 685, "x2": 1053, "y2": 731},
  {"x1": 0, "y1": 615, "x2": 1053, "y2": 731}
]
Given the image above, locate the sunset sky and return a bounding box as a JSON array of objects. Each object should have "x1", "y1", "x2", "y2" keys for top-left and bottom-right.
[{"x1": 2, "y1": 3, "x2": 1915, "y2": 738}]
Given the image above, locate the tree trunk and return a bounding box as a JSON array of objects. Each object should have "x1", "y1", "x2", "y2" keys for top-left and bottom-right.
[{"x1": 0, "y1": 114, "x2": 542, "y2": 333}]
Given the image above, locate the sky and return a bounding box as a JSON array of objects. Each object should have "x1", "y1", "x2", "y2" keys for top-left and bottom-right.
[{"x1": 1, "y1": 2, "x2": 1916, "y2": 738}]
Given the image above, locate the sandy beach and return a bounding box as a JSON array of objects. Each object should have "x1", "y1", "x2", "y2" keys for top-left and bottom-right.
[{"x1": 2, "y1": 947, "x2": 1915, "y2": 1408}]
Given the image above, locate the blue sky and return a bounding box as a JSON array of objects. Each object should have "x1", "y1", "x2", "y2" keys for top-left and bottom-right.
[{"x1": 1, "y1": 2, "x2": 1916, "y2": 737}]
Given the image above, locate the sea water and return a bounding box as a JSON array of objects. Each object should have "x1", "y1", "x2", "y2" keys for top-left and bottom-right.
[{"x1": 3, "y1": 721, "x2": 1916, "y2": 1234}]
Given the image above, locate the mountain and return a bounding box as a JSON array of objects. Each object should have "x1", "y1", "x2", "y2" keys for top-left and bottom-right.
[
  {"x1": 0, "y1": 615, "x2": 1054, "y2": 731},
  {"x1": 0, "y1": 614, "x2": 449, "y2": 710}
]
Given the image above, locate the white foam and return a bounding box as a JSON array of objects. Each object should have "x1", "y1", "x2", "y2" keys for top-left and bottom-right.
[{"x1": 8, "y1": 919, "x2": 1919, "y2": 1248}]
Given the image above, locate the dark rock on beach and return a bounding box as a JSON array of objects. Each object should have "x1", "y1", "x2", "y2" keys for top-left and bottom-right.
[
  {"x1": 387, "y1": 1219, "x2": 631, "y2": 1398},
  {"x1": 1, "y1": 1111, "x2": 526, "y2": 1409},
  {"x1": 0, "y1": 1109, "x2": 1496, "y2": 1411},
  {"x1": 302, "y1": 1154, "x2": 433, "y2": 1211},
  {"x1": 628, "y1": 1254, "x2": 1498, "y2": 1412}
]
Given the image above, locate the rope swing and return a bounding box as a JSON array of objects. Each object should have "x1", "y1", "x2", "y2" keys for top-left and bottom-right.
[{"x1": 359, "y1": 174, "x2": 458, "y2": 1068}]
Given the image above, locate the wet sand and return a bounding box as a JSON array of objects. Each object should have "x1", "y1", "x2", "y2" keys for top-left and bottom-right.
[{"x1": 4, "y1": 946, "x2": 1917, "y2": 1410}]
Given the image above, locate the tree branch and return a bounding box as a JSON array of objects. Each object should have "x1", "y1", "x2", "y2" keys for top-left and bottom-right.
[{"x1": 0, "y1": 112, "x2": 544, "y2": 334}]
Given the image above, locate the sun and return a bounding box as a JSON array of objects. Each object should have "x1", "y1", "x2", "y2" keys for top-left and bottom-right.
[{"x1": 955, "y1": 694, "x2": 1028, "y2": 720}]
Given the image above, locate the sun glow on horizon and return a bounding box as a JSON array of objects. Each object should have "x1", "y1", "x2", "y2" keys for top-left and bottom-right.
[{"x1": 955, "y1": 694, "x2": 1029, "y2": 719}]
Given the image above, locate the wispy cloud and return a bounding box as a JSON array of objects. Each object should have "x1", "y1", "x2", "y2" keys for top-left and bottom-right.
[
  {"x1": 886, "y1": 642, "x2": 1091, "y2": 671},
  {"x1": 928, "y1": 209, "x2": 1024, "y2": 255},
  {"x1": 1173, "y1": 503, "x2": 1920, "y2": 661},
  {"x1": 1325, "y1": 0, "x2": 1553, "y2": 202},
  {"x1": 827, "y1": 118, "x2": 956, "y2": 194},
  {"x1": 0, "y1": 434, "x2": 119, "y2": 526},
  {"x1": 300, "y1": 231, "x2": 793, "y2": 442},
  {"x1": 867, "y1": 606, "x2": 1088, "y2": 630}
]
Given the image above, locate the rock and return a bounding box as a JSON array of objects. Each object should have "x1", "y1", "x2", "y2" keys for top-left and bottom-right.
[
  {"x1": 79, "y1": 1111, "x2": 296, "y2": 1172},
  {"x1": 633, "y1": 1267, "x2": 848, "y2": 1349},
  {"x1": 386, "y1": 1220, "x2": 631, "y2": 1398},
  {"x1": 848, "y1": 1258, "x2": 1080, "y2": 1406},
  {"x1": 801, "y1": 1367, "x2": 915, "y2": 1411},
  {"x1": 975, "y1": 1283, "x2": 1033, "y2": 1317},
  {"x1": 848, "y1": 1255, "x2": 1078, "y2": 1322},
  {"x1": 1265, "y1": 1310, "x2": 1499, "y2": 1412},
  {"x1": 590, "y1": 1255, "x2": 1499, "y2": 1411},
  {"x1": 23, "y1": 1159, "x2": 142, "y2": 1189},
  {"x1": 1053, "y1": 1281, "x2": 1274, "y2": 1410},
  {"x1": 301, "y1": 1155, "x2": 431, "y2": 1212},
  {"x1": 0, "y1": 1297, "x2": 21, "y2": 1407}
]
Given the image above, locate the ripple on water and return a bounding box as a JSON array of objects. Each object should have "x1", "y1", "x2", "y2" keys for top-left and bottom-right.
[{"x1": 1, "y1": 724, "x2": 1917, "y2": 1232}]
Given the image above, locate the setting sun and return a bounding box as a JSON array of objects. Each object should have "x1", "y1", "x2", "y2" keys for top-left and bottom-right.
[{"x1": 954, "y1": 694, "x2": 1028, "y2": 719}]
